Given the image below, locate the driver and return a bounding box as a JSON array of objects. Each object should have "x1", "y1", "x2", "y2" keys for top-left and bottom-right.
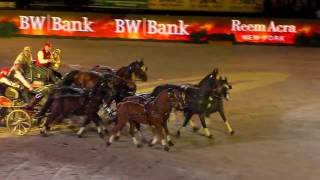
[
  {"x1": 11, "y1": 46, "x2": 33, "y2": 91},
  {"x1": 0, "y1": 67, "x2": 20, "y2": 96},
  {"x1": 35, "y1": 42, "x2": 59, "y2": 83}
]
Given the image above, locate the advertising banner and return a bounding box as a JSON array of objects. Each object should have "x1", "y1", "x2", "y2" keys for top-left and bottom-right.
[
  {"x1": 0, "y1": 11, "x2": 319, "y2": 45},
  {"x1": 148, "y1": 0, "x2": 264, "y2": 13}
]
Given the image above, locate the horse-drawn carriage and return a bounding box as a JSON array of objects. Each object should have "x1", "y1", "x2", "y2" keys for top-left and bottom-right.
[
  {"x1": 0, "y1": 84, "x2": 53, "y2": 136},
  {"x1": 0, "y1": 49, "x2": 61, "y2": 136}
]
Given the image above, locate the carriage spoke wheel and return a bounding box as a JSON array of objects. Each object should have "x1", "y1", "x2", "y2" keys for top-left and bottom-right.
[{"x1": 6, "y1": 110, "x2": 32, "y2": 136}]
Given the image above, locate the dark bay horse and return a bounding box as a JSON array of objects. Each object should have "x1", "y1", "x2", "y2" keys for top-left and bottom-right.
[
  {"x1": 37, "y1": 79, "x2": 113, "y2": 137},
  {"x1": 92, "y1": 59, "x2": 148, "y2": 82},
  {"x1": 106, "y1": 89, "x2": 183, "y2": 151},
  {"x1": 175, "y1": 77, "x2": 233, "y2": 139},
  {"x1": 150, "y1": 69, "x2": 234, "y2": 138}
]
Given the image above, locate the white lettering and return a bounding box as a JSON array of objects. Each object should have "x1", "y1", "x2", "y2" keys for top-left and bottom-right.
[
  {"x1": 147, "y1": 20, "x2": 158, "y2": 34},
  {"x1": 51, "y1": 17, "x2": 62, "y2": 31},
  {"x1": 82, "y1": 17, "x2": 94, "y2": 32},
  {"x1": 19, "y1": 16, "x2": 30, "y2": 29},
  {"x1": 232, "y1": 19, "x2": 296, "y2": 33},
  {"x1": 125, "y1": 20, "x2": 141, "y2": 33},
  {"x1": 115, "y1": 19, "x2": 125, "y2": 33},
  {"x1": 178, "y1": 20, "x2": 189, "y2": 35},
  {"x1": 30, "y1": 16, "x2": 46, "y2": 30}
]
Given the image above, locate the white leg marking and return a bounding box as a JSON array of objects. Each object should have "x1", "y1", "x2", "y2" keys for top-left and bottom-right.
[
  {"x1": 204, "y1": 128, "x2": 211, "y2": 136},
  {"x1": 161, "y1": 139, "x2": 167, "y2": 146},
  {"x1": 109, "y1": 135, "x2": 114, "y2": 143},
  {"x1": 77, "y1": 127, "x2": 85, "y2": 135},
  {"x1": 189, "y1": 120, "x2": 195, "y2": 128},
  {"x1": 225, "y1": 121, "x2": 233, "y2": 133},
  {"x1": 132, "y1": 137, "x2": 139, "y2": 145},
  {"x1": 116, "y1": 132, "x2": 121, "y2": 137},
  {"x1": 151, "y1": 136, "x2": 158, "y2": 145},
  {"x1": 97, "y1": 126, "x2": 102, "y2": 134}
]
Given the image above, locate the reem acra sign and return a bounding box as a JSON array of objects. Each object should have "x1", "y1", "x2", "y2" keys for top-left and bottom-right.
[
  {"x1": 231, "y1": 19, "x2": 297, "y2": 33},
  {"x1": 19, "y1": 15, "x2": 94, "y2": 32}
]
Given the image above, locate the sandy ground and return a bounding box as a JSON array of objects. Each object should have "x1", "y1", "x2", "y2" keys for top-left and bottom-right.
[{"x1": 0, "y1": 37, "x2": 320, "y2": 180}]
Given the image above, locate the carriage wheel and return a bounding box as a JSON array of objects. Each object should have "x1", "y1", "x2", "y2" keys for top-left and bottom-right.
[{"x1": 6, "y1": 110, "x2": 32, "y2": 136}]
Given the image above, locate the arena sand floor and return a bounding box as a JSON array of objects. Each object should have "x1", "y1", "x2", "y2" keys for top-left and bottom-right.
[{"x1": 0, "y1": 37, "x2": 319, "y2": 180}]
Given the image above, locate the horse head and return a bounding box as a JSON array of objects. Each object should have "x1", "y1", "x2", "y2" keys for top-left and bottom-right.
[
  {"x1": 128, "y1": 58, "x2": 148, "y2": 82},
  {"x1": 215, "y1": 76, "x2": 232, "y2": 101},
  {"x1": 198, "y1": 68, "x2": 220, "y2": 88}
]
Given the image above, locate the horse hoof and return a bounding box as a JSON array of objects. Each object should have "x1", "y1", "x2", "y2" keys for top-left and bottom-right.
[
  {"x1": 40, "y1": 130, "x2": 48, "y2": 137},
  {"x1": 137, "y1": 144, "x2": 142, "y2": 148},
  {"x1": 230, "y1": 131, "x2": 235, "y2": 136},
  {"x1": 163, "y1": 146, "x2": 170, "y2": 152},
  {"x1": 106, "y1": 141, "x2": 111, "y2": 147},
  {"x1": 168, "y1": 141, "x2": 175, "y2": 147},
  {"x1": 77, "y1": 134, "x2": 83, "y2": 138},
  {"x1": 207, "y1": 134, "x2": 213, "y2": 139},
  {"x1": 192, "y1": 126, "x2": 200, "y2": 132},
  {"x1": 148, "y1": 143, "x2": 154, "y2": 147},
  {"x1": 40, "y1": 133, "x2": 48, "y2": 137},
  {"x1": 176, "y1": 131, "x2": 181, "y2": 138},
  {"x1": 114, "y1": 136, "x2": 120, "y2": 141},
  {"x1": 141, "y1": 138, "x2": 149, "y2": 144},
  {"x1": 98, "y1": 133, "x2": 105, "y2": 139}
]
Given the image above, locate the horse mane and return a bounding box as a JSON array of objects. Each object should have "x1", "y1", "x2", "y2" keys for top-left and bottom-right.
[{"x1": 198, "y1": 73, "x2": 213, "y2": 86}]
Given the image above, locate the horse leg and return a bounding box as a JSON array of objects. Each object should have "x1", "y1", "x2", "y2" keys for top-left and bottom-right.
[
  {"x1": 219, "y1": 110, "x2": 234, "y2": 135},
  {"x1": 176, "y1": 111, "x2": 193, "y2": 137},
  {"x1": 129, "y1": 121, "x2": 142, "y2": 148},
  {"x1": 90, "y1": 113, "x2": 105, "y2": 138},
  {"x1": 189, "y1": 120, "x2": 199, "y2": 132},
  {"x1": 135, "y1": 122, "x2": 148, "y2": 143},
  {"x1": 148, "y1": 127, "x2": 158, "y2": 147},
  {"x1": 106, "y1": 111, "x2": 128, "y2": 147},
  {"x1": 156, "y1": 124, "x2": 169, "y2": 151},
  {"x1": 163, "y1": 120, "x2": 174, "y2": 146},
  {"x1": 40, "y1": 115, "x2": 51, "y2": 137},
  {"x1": 77, "y1": 117, "x2": 90, "y2": 138},
  {"x1": 199, "y1": 114, "x2": 213, "y2": 139},
  {"x1": 39, "y1": 111, "x2": 58, "y2": 137}
]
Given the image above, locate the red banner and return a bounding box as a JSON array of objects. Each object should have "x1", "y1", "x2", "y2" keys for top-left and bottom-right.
[{"x1": 0, "y1": 12, "x2": 319, "y2": 45}]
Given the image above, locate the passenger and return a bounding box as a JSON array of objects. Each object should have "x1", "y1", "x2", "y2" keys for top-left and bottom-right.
[
  {"x1": 0, "y1": 67, "x2": 20, "y2": 96},
  {"x1": 11, "y1": 46, "x2": 33, "y2": 91}
]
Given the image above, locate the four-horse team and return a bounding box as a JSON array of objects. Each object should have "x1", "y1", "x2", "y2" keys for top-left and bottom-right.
[{"x1": 0, "y1": 42, "x2": 234, "y2": 151}]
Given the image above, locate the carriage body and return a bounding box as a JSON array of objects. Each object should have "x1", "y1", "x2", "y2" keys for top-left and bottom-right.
[{"x1": 0, "y1": 84, "x2": 53, "y2": 136}]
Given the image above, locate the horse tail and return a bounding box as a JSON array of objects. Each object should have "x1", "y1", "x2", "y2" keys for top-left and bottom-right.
[{"x1": 58, "y1": 70, "x2": 79, "y2": 86}]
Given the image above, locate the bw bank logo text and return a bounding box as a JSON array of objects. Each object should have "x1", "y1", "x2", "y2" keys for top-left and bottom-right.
[
  {"x1": 115, "y1": 19, "x2": 190, "y2": 35},
  {"x1": 19, "y1": 15, "x2": 94, "y2": 32}
]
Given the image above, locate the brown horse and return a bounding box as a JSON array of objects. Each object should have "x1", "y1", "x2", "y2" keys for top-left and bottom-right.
[
  {"x1": 106, "y1": 89, "x2": 183, "y2": 151},
  {"x1": 38, "y1": 79, "x2": 113, "y2": 138},
  {"x1": 92, "y1": 59, "x2": 148, "y2": 82}
]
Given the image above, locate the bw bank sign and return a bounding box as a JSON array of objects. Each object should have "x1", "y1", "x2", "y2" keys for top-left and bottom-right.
[
  {"x1": 19, "y1": 15, "x2": 95, "y2": 32},
  {"x1": 18, "y1": 15, "x2": 190, "y2": 36}
]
